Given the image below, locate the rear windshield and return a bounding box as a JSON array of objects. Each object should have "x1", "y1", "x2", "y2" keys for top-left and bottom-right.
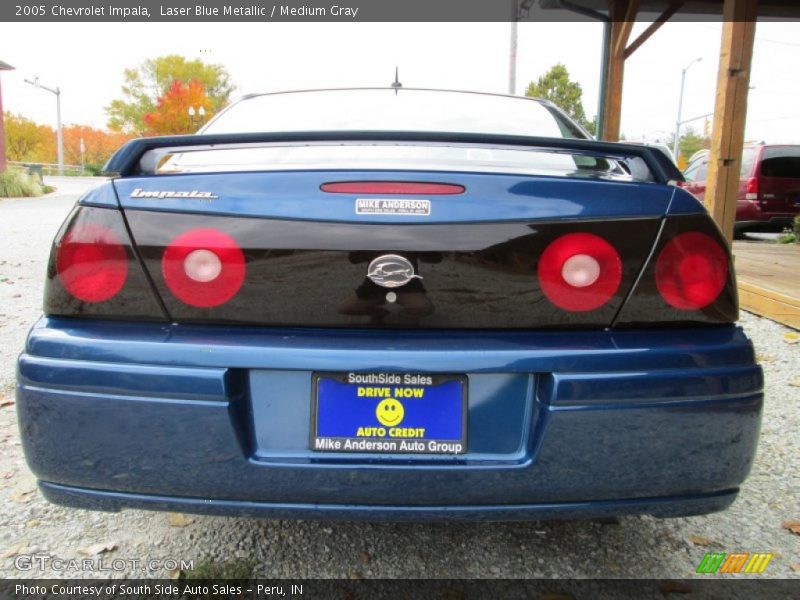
[
  {"x1": 761, "y1": 146, "x2": 800, "y2": 178},
  {"x1": 740, "y1": 147, "x2": 757, "y2": 177},
  {"x1": 156, "y1": 89, "x2": 627, "y2": 179},
  {"x1": 204, "y1": 88, "x2": 588, "y2": 139}
]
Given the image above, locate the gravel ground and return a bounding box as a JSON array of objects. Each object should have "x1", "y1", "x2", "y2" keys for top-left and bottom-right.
[{"x1": 0, "y1": 180, "x2": 797, "y2": 580}]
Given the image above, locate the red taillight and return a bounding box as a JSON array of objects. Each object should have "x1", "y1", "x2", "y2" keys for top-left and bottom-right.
[
  {"x1": 321, "y1": 181, "x2": 465, "y2": 195},
  {"x1": 744, "y1": 177, "x2": 759, "y2": 201},
  {"x1": 56, "y1": 224, "x2": 128, "y2": 302},
  {"x1": 537, "y1": 233, "x2": 622, "y2": 311},
  {"x1": 655, "y1": 232, "x2": 728, "y2": 310},
  {"x1": 162, "y1": 228, "x2": 245, "y2": 307}
]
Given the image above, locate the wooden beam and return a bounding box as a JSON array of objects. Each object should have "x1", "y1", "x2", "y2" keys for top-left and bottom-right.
[
  {"x1": 601, "y1": 0, "x2": 639, "y2": 140},
  {"x1": 0, "y1": 77, "x2": 6, "y2": 172},
  {"x1": 738, "y1": 281, "x2": 800, "y2": 330},
  {"x1": 624, "y1": 2, "x2": 683, "y2": 59},
  {"x1": 704, "y1": 0, "x2": 757, "y2": 243}
]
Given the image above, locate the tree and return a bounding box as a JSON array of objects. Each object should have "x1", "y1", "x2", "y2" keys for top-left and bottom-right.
[
  {"x1": 142, "y1": 79, "x2": 213, "y2": 136},
  {"x1": 3, "y1": 112, "x2": 56, "y2": 163},
  {"x1": 106, "y1": 55, "x2": 234, "y2": 135},
  {"x1": 667, "y1": 127, "x2": 710, "y2": 167},
  {"x1": 63, "y1": 125, "x2": 133, "y2": 173},
  {"x1": 526, "y1": 64, "x2": 595, "y2": 135}
]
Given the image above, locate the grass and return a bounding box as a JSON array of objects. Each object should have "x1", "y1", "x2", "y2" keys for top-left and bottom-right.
[
  {"x1": 0, "y1": 166, "x2": 45, "y2": 198},
  {"x1": 779, "y1": 215, "x2": 800, "y2": 243}
]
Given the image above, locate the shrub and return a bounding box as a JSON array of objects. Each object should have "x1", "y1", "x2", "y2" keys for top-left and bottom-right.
[
  {"x1": 0, "y1": 167, "x2": 45, "y2": 198},
  {"x1": 794, "y1": 214, "x2": 800, "y2": 238},
  {"x1": 84, "y1": 162, "x2": 105, "y2": 176}
]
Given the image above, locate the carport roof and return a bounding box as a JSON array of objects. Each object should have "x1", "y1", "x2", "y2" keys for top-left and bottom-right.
[{"x1": 538, "y1": 0, "x2": 800, "y2": 18}]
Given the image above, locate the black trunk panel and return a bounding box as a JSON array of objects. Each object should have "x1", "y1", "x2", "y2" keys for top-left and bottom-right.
[{"x1": 125, "y1": 211, "x2": 661, "y2": 329}]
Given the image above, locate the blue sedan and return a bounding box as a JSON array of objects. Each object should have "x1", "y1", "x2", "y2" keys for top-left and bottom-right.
[{"x1": 16, "y1": 89, "x2": 762, "y2": 520}]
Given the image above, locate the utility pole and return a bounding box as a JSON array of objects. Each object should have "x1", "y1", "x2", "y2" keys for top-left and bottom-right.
[
  {"x1": 25, "y1": 76, "x2": 63, "y2": 176},
  {"x1": 0, "y1": 61, "x2": 15, "y2": 172},
  {"x1": 509, "y1": 13, "x2": 518, "y2": 95},
  {"x1": 673, "y1": 57, "x2": 702, "y2": 161}
]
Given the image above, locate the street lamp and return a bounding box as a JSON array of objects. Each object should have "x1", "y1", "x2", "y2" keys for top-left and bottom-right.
[
  {"x1": 188, "y1": 106, "x2": 206, "y2": 126},
  {"x1": 25, "y1": 76, "x2": 63, "y2": 176},
  {"x1": 673, "y1": 57, "x2": 703, "y2": 161}
]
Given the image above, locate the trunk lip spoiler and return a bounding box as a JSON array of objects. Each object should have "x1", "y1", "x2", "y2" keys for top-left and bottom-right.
[{"x1": 103, "y1": 131, "x2": 685, "y2": 186}]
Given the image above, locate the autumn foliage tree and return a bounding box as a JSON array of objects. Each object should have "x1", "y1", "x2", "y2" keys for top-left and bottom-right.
[
  {"x1": 106, "y1": 55, "x2": 233, "y2": 135},
  {"x1": 4, "y1": 112, "x2": 134, "y2": 172},
  {"x1": 3, "y1": 112, "x2": 56, "y2": 163},
  {"x1": 142, "y1": 79, "x2": 213, "y2": 136},
  {"x1": 63, "y1": 125, "x2": 133, "y2": 173}
]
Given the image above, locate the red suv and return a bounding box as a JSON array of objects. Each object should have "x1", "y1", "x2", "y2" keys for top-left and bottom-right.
[{"x1": 682, "y1": 144, "x2": 800, "y2": 236}]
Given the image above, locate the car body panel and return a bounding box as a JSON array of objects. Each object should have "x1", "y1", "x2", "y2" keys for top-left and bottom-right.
[
  {"x1": 18, "y1": 317, "x2": 761, "y2": 518},
  {"x1": 113, "y1": 170, "x2": 677, "y2": 223}
]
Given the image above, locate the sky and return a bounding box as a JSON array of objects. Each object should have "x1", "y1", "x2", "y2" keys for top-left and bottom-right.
[{"x1": 0, "y1": 20, "x2": 798, "y2": 143}]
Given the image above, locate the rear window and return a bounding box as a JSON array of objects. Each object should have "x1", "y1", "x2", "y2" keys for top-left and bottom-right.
[
  {"x1": 153, "y1": 89, "x2": 628, "y2": 179},
  {"x1": 760, "y1": 146, "x2": 800, "y2": 178},
  {"x1": 204, "y1": 88, "x2": 587, "y2": 139},
  {"x1": 740, "y1": 147, "x2": 757, "y2": 177},
  {"x1": 684, "y1": 159, "x2": 707, "y2": 182}
]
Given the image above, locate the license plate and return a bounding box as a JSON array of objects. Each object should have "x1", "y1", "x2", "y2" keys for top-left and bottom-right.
[{"x1": 311, "y1": 372, "x2": 467, "y2": 454}]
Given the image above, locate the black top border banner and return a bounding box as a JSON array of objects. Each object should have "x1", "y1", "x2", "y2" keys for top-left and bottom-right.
[{"x1": 2, "y1": 0, "x2": 799, "y2": 23}]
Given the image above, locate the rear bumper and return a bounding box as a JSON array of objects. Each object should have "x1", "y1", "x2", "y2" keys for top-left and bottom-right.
[
  {"x1": 735, "y1": 215, "x2": 794, "y2": 230},
  {"x1": 40, "y1": 482, "x2": 737, "y2": 521},
  {"x1": 17, "y1": 317, "x2": 763, "y2": 520}
]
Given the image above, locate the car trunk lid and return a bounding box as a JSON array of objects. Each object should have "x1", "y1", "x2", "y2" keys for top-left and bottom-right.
[{"x1": 113, "y1": 169, "x2": 672, "y2": 329}]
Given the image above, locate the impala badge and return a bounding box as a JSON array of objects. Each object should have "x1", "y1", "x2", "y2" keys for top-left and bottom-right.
[
  {"x1": 130, "y1": 188, "x2": 218, "y2": 200},
  {"x1": 366, "y1": 255, "x2": 422, "y2": 288}
]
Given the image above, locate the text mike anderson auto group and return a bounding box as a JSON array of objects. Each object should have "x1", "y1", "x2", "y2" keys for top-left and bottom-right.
[{"x1": 48, "y1": 4, "x2": 361, "y2": 18}]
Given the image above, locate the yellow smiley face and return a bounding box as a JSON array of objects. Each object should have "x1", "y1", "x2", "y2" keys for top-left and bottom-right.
[{"x1": 375, "y1": 398, "x2": 405, "y2": 427}]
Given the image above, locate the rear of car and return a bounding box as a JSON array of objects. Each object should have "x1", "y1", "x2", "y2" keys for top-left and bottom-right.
[
  {"x1": 682, "y1": 144, "x2": 800, "y2": 234},
  {"x1": 16, "y1": 89, "x2": 762, "y2": 520}
]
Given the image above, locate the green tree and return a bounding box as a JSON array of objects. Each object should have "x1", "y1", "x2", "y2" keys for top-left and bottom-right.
[
  {"x1": 667, "y1": 127, "x2": 710, "y2": 165},
  {"x1": 526, "y1": 64, "x2": 595, "y2": 134},
  {"x1": 106, "y1": 55, "x2": 234, "y2": 135}
]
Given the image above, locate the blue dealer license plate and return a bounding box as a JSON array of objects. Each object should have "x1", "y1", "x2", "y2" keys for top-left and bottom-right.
[{"x1": 312, "y1": 372, "x2": 467, "y2": 454}]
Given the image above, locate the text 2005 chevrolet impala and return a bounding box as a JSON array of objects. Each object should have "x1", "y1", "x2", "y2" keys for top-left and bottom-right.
[{"x1": 16, "y1": 89, "x2": 762, "y2": 520}]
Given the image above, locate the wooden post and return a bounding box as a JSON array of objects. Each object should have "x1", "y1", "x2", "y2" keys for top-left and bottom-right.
[
  {"x1": 601, "y1": 0, "x2": 638, "y2": 141},
  {"x1": 0, "y1": 75, "x2": 6, "y2": 172},
  {"x1": 704, "y1": 0, "x2": 757, "y2": 243}
]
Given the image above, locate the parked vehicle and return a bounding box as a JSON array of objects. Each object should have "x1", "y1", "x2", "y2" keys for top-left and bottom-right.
[
  {"x1": 682, "y1": 144, "x2": 800, "y2": 236},
  {"x1": 629, "y1": 140, "x2": 677, "y2": 166},
  {"x1": 17, "y1": 89, "x2": 762, "y2": 521}
]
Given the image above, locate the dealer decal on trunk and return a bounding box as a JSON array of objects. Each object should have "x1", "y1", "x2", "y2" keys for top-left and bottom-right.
[{"x1": 355, "y1": 198, "x2": 431, "y2": 216}]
